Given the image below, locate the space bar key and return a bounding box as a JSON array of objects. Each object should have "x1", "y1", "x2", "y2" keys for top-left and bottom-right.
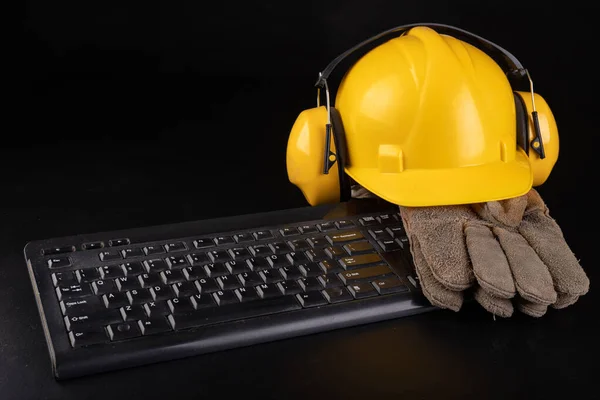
[{"x1": 168, "y1": 296, "x2": 301, "y2": 330}]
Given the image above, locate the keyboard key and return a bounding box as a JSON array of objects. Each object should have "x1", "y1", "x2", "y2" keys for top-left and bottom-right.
[
  {"x1": 169, "y1": 296, "x2": 301, "y2": 330},
  {"x1": 318, "y1": 273, "x2": 343, "y2": 289},
  {"x1": 60, "y1": 297, "x2": 102, "y2": 316},
  {"x1": 259, "y1": 269, "x2": 283, "y2": 284},
  {"x1": 213, "y1": 236, "x2": 234, "y2": 245},
  {"x1": 307, "y1": 237, "x2": 328, "y2": 248},
  {"x1": 372, "y1": 277, "x2": 409, "y2": 294},
  {"x1": 233, "y1": 233, "x2": 254, "y2": 243},
  {"x1": 123, "y1": 262, "x2": 145, "y2": 275},
  {"x1": 69, "y1": 327, "x2": 108, "y2": 348},
  {"x1": 109, "y1": 238, "x2": 130, "y2": 247},
  {"x1": 160, "y1": 269, "x2": 186, "y2": 284},
  {"x1": 166, "y1": 256, "x2": 188, "y2": 268},
  {"x1": 359, "y1": 216, "x2": 378, "y2": 226},
  {"x1": 324, "y1": 246, "x2": 345, "y2": 259},
  {"x1": 378, "y1": 239, "x2": 402, "y2": 251},
  {"x1": 182, "y1": 266, "x2": 207, "y2": 280},
  {"x1": 246, "y1": 257, "x2": 270, "y2": 271},
  {"x1": 92, "y1": 280, "x2": 116, "y2": 295},
  {"x1": 144, "y1": 301, "x2": 170, "y2": 317},
  {"x1": 172, "y1": 281, "x2": 199, "y2": 297},
  {"x1": 249, "y1": 245, "x2": 271, "y2": 256},
  {"x1": 335, "y1": 220, "x2": 354, "y2": 229},
  {"x1": 64, "y1": 309, "x2": 122, "y2": 330},
  {"x1": 305, "y1": 248, "x2": 327, "y2": 262},
  {"x1": 195, "y1": 278, "x2": 219, "y2": 293},
  {"x1": 217, "y1": 275, "x2": 242, "y2": 290},
  {"x1": 385, "y1": 226, "x2": 405, "y2": 237},
  {"x1": 82, "y1": 242, "x2": 104, "y2": 250},
  {"x1": 120, "y1": 304, "x2": 146, "y2": 321},
  {"x1": 338, "y1": 253, "x2": 384, "y2": 269},
  {"x1": 188, "y1": 253, "x2": 210, "y2": 265},
  {"x1": 190, "y1": 294, "x2": 214, "y2": 309},
  {"x1": 115, "y1": 276, "x2": 141, "y2": 291},
  {"x1": 299, "y1": 263, "x2": 323, "y2": 278},
  {"x1": 322, "y1": 286, "x2": 353, "y2": 303},
  {"x1": 213, "y1": 290, "x2": 239, "y2": 306},
  {"x1": 168, "y1": 298, "x2": 196, "y2": 314},
  {"x1": 75, "y1": 269, "x2": 100, "y2": 283},
  {"x1": 256, "y1": 283, "x2": 282, "y2": 299},
  {"x1": 296, "y1": 291, "x2": 327, "y2": 308},
  {"x1": 280, "y1": 265, "x2": 303, "y2": 280},
  {"x1": 397, "y1": 236, "x2": 409, "y2": 248},
  {"x1": 266, "y1": 254, "x2": 289, "y2": 268},
  {"x1": 228, "y1": 247, "x2": 251, "y2": 260},
  {"x1": 99, "y1": 264, "x2": 126, "y2": 279},
  {"x1": 144, "y1": 259, "x2": 169, "y2": 273},
  {"x1": 165, "y1": 242, "x2": 187, "y2": 252},
  {"x1": 277, "y1": 280, "x2": 303, "y2": 295},
  {"x1": 238, "y1": 271, "x2": 262, "y2": 287},
  {"x1": 234, "y1": 287, "x2": 260, "y2": 302},
  {"x1": 268, "y1": 242, "x2": 289, "y2": 254},
  {"x1": 138, "y1": 273, "x2": 163, "y2": 287},
  {"x1": 286, "y1": 251, "x2": 309, "y2": 264},
  {"x1": 99, "y1": 251, "x2": 122, "y2": 262},
  {"x1": 47, "y1": 257, "x2": 71, "y2": 269},
  {"x1": 121, "y1": 248, "x2": 144, "y2": 258},
  {"x1": 194, "y1": 239, "x2": 214, "y2": 249},
  {"x1": 377, "y1": 214, "x2": 398, "y2": 225},
  {"x1": 343, "y1": 241, "x2": 374, "y2": 255},
  {"x1": 317, "y1": 222, "x2": 337, "y2": 232},
  {"x1": 288, "y1": 239, "x2": 310, "y2": 251},
  {"x1": 150, "y1": 285, "x2": 174, "y2": 301},
  {"x1": 347, "y1": 282, "x2": 378, "y2": 299},
  {"x1": 43, "y1": 246, "x2": 75, "y2": 255},
  {"x1": 107, "y1": 322, "x2": 141, "y2": 341},
  {"x1": 204, "y1": 263, "x2": 229, "y2": 278},
  {"x1": 52, "y1": 271, "x2": 76, "y2": 286},
  {"x1": 298, "y1": 225, "x2": 318, "y2": 234},
  {"x1": 207, "y1": 250, "x2": 231, "y2": 262},
  {"x1": 225, "y1": 260, "x2": 248, "y2": 274},
  {"x1": 298, "y1": 277, "x2": 322, "y2": 292},
  {"x1": 143, "y1": 245, "x2": 165, "y2": 255},
  {"x1": 138, "y1": 317, "x2": 172, "y2": 335},
  {"x1": 56, "y1": 284, "x2": 92, "y2": 301},
  {"x1": 127, "y1": 288, "x2": 154, "y2": 304},
  {"x1": 280, "y1": 227, "x2": 300, "y2": 236},
  {"x1": 318, "y1": 260, "x2": 343, "y2": 274},
  {"x1": 103, "y1": 292, "x2": 130, "y2": 308},
  {"x1": 339, "y1": 265, "x2": 393, "y2": 285},
  {"x1": 253, "y1": 231, "x2": 273, "y2": 240},
  {"x1": 369, "y1": 229, "x2": 392, "y2": 240}
]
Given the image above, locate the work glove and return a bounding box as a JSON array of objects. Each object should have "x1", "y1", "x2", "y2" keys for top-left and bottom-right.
[{"x1": 352, "y1": 185, "x2": 590, "y2": 317}]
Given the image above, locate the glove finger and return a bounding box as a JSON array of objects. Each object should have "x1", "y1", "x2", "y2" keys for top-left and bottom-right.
[
  {"x1": 553, "y1": 294, "x2": 579, "y2": 309},
  {"x1": 493, "y1": 227, "x2": 557, "y2": 306},
  {"x1": 400, "y1": 207, "x2": 474, "y2": 290},
  {"x1": 465, "y1": 224, "x2": 516, "y2": 299},
  {"x1": 473, "y1": 286, "x2": 514, "y2": 318},
  {"x1": 519, "y1": 213, "x2": 590, "y2": 299},
  {"x1": 410, "y1": 237, "x2": 463, "y2": 312},
  {"x1": 516, "y1": 297, "x2": 548, "y2": 317}
]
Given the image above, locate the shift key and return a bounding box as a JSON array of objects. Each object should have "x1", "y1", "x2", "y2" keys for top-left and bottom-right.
[{"x1": 339, "y1": 264, "x2": 393, "y2": 285}]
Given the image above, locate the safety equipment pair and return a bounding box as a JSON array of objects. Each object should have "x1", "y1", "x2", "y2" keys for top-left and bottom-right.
[{"x1": 286, "y1": 23, "x2": 559, "y2": 207}]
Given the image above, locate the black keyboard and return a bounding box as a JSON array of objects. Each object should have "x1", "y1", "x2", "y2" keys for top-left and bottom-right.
[{"x1": 23, "y1": 198, "x2": 436, "y2": 379}]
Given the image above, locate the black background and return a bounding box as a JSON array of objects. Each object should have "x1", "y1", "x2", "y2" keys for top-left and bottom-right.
[{"x1": 3, "y1": 1, "x2": 599, "y2": 399}]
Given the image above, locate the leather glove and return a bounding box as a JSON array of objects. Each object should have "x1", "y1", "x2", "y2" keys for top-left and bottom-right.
[{"x1": 398, "y1": 188, "x2": 590, "y2": 317}]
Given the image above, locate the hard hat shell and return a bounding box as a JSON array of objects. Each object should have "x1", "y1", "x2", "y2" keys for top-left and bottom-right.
[{"x1": 335, "y1": 26, "x2": 532, "y2": 206}]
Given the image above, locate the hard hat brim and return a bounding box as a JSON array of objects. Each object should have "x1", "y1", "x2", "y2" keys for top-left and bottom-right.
[{"x1": 345, "y1": 150, "x2": 533, "y2": 207}]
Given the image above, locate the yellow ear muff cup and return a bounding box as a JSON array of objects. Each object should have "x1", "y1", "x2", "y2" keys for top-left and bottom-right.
[
  {"x1": 514, "y1": 91, "x2": 559, "y2": 186},
  {"x1": 286, "y1": 106, "x2": 341, "y2": 205}
]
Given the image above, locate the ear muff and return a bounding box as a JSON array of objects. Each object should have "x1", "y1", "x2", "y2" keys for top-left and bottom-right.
[
  {"x1": 514, "y1": 91, "x2": 559, "y2": 186},
  {"x1": 286, "y1": 106, "x2": 342, "y2": 205}
]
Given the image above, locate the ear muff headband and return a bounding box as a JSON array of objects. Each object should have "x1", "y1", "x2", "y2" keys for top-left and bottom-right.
[{"x1": 315, "y1": 22, "x2": 546, "y2": 160}]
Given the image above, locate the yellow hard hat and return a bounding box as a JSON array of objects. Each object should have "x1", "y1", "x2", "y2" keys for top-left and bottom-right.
[{"x1": 286, "y1": 24, "x2": 559, "y2": 207}]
